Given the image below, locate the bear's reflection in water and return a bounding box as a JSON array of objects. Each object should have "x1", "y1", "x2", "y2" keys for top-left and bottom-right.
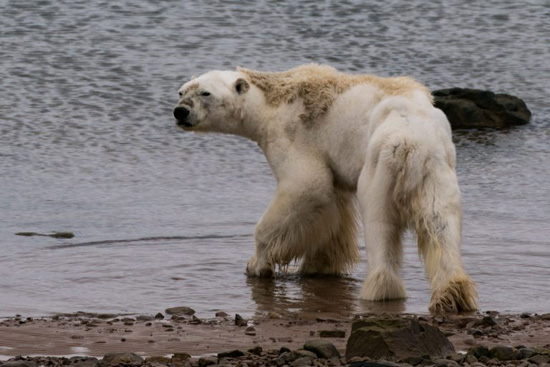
[{"x1": 247, "y1": 275, "x2": 405, "y2": 319}]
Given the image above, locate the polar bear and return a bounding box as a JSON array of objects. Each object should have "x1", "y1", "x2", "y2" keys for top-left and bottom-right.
[{"x1": 173, "y1": 64, "x2": 477, "y2": 313}]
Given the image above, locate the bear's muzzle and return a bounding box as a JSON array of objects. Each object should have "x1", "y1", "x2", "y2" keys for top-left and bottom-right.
[{"x1": 173, "y1": 106, "x2": 192, "y2": 127}]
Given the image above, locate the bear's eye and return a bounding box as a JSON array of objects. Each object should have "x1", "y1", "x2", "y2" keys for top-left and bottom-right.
[
  {"x1": 200, "y1": 91, "x2": 211, "y2": 97},
  {"x1": 178, "y1": 92, "x2": 183, "y2": 97}
]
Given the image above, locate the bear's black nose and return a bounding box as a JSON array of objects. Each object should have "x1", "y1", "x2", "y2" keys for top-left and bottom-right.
[{"x1": 173, "y1": 106, "x2": 190, "y2": 122}]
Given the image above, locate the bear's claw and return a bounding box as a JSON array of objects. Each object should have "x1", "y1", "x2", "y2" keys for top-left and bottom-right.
[{"x1": 246, "y1": 257, "x2": 274, "y2": 278}]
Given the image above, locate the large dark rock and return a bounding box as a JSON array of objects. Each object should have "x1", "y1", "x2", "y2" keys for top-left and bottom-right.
[
  {"x1": 432, "y1": 88, "x2": 531, "y2": 129},
  {"x1": 345, "y1": 317, "x2": 455, "y2": 361}
]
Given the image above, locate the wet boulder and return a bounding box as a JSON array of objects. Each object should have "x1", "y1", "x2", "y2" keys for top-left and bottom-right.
[
  {"x1": 432, "y1": 88, "x2": 531, "y2": 129},
  {"x1": 345, "y1": 317, "x2": 455, "y2": 361}
]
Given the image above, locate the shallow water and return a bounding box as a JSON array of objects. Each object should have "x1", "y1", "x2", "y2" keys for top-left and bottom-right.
[{"x1": 1, "y1": 0, "x2": 549, "y2": 318}]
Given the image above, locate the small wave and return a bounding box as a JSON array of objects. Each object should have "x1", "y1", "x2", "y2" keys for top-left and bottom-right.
[{"x1": 47, "y1": 234, "x2": 252, "y2": 250}]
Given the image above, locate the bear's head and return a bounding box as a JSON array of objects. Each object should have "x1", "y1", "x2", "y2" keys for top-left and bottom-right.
[{"x1": 173, "y1": 70, "x2": 250, "y2": 133}]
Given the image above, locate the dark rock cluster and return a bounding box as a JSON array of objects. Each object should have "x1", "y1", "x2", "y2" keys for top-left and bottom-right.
[{"x1": 432, "y1": 88, "x2": 531, "y2": 130}]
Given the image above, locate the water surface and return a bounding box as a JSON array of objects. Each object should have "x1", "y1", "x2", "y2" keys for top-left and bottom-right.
[{"x1": 1, "y1": 0, "x2": 549, "y2": 318}]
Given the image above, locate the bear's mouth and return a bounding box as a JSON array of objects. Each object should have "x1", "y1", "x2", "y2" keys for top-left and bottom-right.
[
  {"x1": 177, "y1": 120, "x2": 193, "y2": 128},
  {"x1": 175, "y1": 119, "x2": 197, "y2": 130}
]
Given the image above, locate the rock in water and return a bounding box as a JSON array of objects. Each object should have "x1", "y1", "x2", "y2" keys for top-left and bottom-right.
[
  {"x1": 345, "y1": 317, "x2": 455, "y2": 361},
  {"x1": 432, "y1": 88, "x2": 531, "y2": 129},
  {"x1": 15, "y1": 231, "x2": 75, "y2": 239}
]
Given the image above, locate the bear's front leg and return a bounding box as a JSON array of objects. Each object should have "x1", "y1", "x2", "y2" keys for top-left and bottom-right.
[
  {"x1": 246, "y1": 250, "x2": 274, "y2": 278},
  {"x1": 246, "y1": 158, "x2": 337, "y2": 277}
]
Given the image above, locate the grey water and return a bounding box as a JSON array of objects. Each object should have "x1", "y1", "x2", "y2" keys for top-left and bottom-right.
[{"x1": 1, "y1": 0, "x2": 549, "y2": 318}]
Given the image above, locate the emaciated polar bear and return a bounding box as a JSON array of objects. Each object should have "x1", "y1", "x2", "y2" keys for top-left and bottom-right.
[{"x1": 173, "y1": 64, "x2": 477, "y2": 313}]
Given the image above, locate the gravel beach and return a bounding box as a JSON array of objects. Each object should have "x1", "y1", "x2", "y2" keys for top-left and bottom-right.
[{"x1": 1, "y1": 311, "x2": 549, "y2": 367}]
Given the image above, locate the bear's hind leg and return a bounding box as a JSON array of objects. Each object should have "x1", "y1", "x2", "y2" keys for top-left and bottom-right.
[
  {"x1": 413, "y1": 167, "x2": 477, "y2": 313},
  {"x1": 357, "y1": 157, "x2": 407, "y2": 301}
]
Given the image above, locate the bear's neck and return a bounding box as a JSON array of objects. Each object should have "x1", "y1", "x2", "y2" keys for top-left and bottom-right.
[{"x1": 235, "y1": 89, "x2": 273, "y2": 146}]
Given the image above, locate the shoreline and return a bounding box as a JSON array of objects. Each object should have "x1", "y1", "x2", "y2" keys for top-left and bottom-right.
[{"x1": 1, "y1": 311, "x2": 549, "y2": 363}]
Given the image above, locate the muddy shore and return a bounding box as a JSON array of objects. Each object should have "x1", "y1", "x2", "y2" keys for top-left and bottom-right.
[{"x1": 1, "y1": 310, "x2": 549, "y2": 366}]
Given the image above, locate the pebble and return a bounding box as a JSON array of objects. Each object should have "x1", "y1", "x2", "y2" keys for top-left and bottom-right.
[
  {"x1": 303, "y1": 339, "x2": 340, "y2": 359},
  {"x1": 248, "y1": 346, "x2": 263, "y2": 355},
  {"x1": 489, "y1": 345, "x2": 521, "y2": 361},
  {"x1": 145, "y1": 356, "x2": 171, "y2": 364},
  {"x1": 292, "y1": 350, "x2": 318, "y2": 360},
  {"x1": 319, "y1": 330, "x2": 346, "y2": 338},
  {"x1": 218, "y1": 350, "x2": 245, "y2": 359},
  {"x1": 468, "y1": 346, "x2": 490, "y2": 359},
  {"x1": 290, "y1": 356, "x2": 313, "y2": 366},
  {"x1": 433, "y1": 359, "x2": 460, "y2": 367},
  {"x1": 278, "y1": 336, "x2": 294, "y2": 342},
  {"x1": 136, "y1": 315, "x2": 154, "y2": 321},
  {"x1": 481, "y1": 316, "x2": 498, "y2": 326},
  {"x1": 245, "y1": 326, "x2": 257, "y2": 336},
  {"x1": 198, "y1": 356, "x2": 217, "y2": 367},
  {"x1": 529, "y1": 355, "x2": 550, "y2": 365},
  {"x1": 449, "y1": 353, "x2": 466, "y2": 364},
  {"x1": 2, "y1": 362, "x2": 38, "y2": 367},
  {"x1": 519, "y1": 348, "x2": 536, "y2": 359},
  {"x1": 468, "y1": 328, "x2": 484, "y2": 337},
  {"x1": 102, "y1": 352, "x2": 143, "y2": 367},
  {"x1": 190, "y1": 315, "x2": 202, "y2": 324},
  {"x1": 165, "y1": 306, "x2": 196, "y2": 316},
  {"x1": 235, "y1": 314, "x2": 248, "y2": 326},
  {"x1": 172, "y1": 353, "x2": 191, "y2": 361}
]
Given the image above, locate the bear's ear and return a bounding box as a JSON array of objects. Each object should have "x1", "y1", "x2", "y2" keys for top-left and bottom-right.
[{"x1": 235, "y1": 78, "x2": 250, "y2": 95}]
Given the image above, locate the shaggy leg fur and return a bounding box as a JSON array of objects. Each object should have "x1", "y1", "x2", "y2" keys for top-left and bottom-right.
[
  {"x1": 411, "y1": 152, "x2": 478, "y2": 313},
  {"x1": 357, "y1": 127, "x2": 477, "y2": 312},
  {"x1": 414, "y1": 174, "x2": 478, "y2": 313},
  {"x1": 357, "y1": 155, "x2": 407, "y2": 301},
  {"x1": 247, "y1": 160, "x2": 354, "y2": 277},
  {"x1": 299, "y1": 192, "x2": 360, "y2": 276},
  {"x1": 429, "y1": 275, "x2": 478, "y2": 313}
]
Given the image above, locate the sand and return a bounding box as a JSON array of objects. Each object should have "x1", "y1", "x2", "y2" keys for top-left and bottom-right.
[{"x1": 1, "y1": 311, "x2": 549, "y2": 359}]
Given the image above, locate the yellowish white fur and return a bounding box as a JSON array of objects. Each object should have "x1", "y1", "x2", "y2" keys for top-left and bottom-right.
[{"x1": 175, "y1": 64, "x2": 477, "y2": 313}]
